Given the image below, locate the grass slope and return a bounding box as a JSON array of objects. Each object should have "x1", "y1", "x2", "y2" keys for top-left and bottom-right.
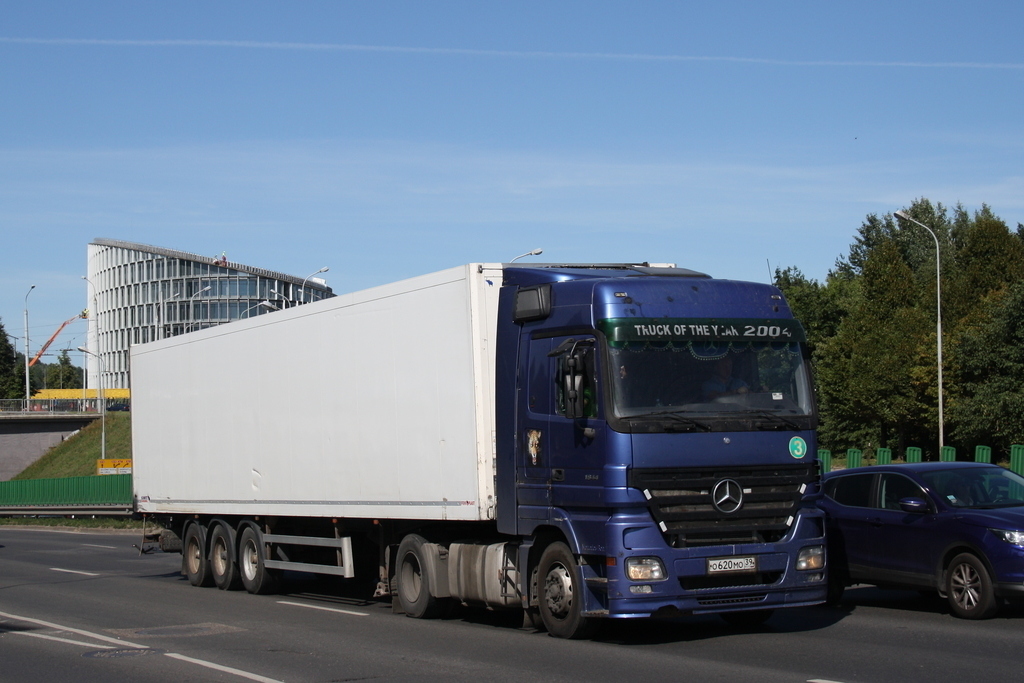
[{"x1": 13, "y1": 413, "x2": 132, "y2": 480}]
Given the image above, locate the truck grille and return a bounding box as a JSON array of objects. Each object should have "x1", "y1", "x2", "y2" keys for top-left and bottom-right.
[{"x1": 628, "y1": 463, "x2": 817, "y2": 547}]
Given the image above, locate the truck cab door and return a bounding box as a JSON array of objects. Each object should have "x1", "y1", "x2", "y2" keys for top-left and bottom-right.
[
  {"x1": 517, "y1": 334, "x2": 607, "y2": 524},
  {"x1": 517, "y1": 337, "x2": 556, "y2": 512}
]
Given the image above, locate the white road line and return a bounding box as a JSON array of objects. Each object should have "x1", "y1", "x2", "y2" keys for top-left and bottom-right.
[
  {"x1": 0, "y1": 610, "x2": 283, "y2": 683},
  {"x1": 81, "y1": 543, "x2": 116, "y2": 549},
  {"x1": 164, "y1": 653, "x2": 285, "y2": 683},
  {"x1": 11, "y1": 631, "x2": 115, "y2": 649},
  {"x1": 0, "y1": 610, "x2": 147, "y2": 648},
  {"x1": 50, "y1": 567, "x2": 101, "y2": 576},
  {"x1": 808, "y1": 679, "x2": 848, "y2": 683},
  {"x1": 277, "y1": 600, "x2": 369, "y2": 617}
]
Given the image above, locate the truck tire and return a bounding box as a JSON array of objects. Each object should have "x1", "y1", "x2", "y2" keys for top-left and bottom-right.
[
  {"x1": 183, "y1": 524, "x2": 214, "y2": 587},
  {"x1": 209, "y1": 524, "x2": 242, "y2": 591},
  {"x1": 396, "y1": 534, "x2": 441, "y2": 619},
  {"x1": 947, "y1": 553, "x2": 998, "y2": 619},
  {"x1": 238, "y1": 525, "x2": 280, "y2": 595},
  {"x1": 536, "y1": 542, "x2": 598, "y2": 639}
]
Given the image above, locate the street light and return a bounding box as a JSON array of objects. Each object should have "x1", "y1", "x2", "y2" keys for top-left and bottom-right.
[
  {"x1": 300, "y1": 267, "x2": 329, "y2": 304},
  {"x1": 509, "y1": 248, "x2": 544, "y2": 263},
  {"x1": 24, "y1": 285, "x2": 35, "y2": 408},
  {"x1": 77, "y1": 346, "x2": 106, "y2": 462},
  {"x1": 188, "y1": 286, "x2": 213, "y2": 333},
  {"x1": 159, "y1": 292, "x2": 181, "y2": 339},
  {"x1": 82, "y1": 276, "x2": 101, "y2": 393},
  {"x1": 894, "y1": 210, "x2": 945, "y2": 449},
  {"x1": 242, "y1": 300, "x2": 279, "y2": 318}
]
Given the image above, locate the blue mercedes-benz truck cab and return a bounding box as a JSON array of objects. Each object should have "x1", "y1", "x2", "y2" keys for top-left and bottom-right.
[{"x1": 495, "y1": 264, "x2": 827, "y2": 637}]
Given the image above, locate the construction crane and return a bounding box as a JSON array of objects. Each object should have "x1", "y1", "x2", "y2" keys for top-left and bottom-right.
[{"x1": 29, "y1": 311, "x2": 88, "y2": 366}]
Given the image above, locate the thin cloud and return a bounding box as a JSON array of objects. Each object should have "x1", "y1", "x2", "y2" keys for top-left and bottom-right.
[{"x1": 1, "y1": 37, "x2": 1021, "y2": 70}]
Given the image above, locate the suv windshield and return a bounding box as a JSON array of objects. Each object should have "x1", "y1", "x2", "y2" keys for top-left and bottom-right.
[
  {"x1": 599, "y1": 317, "x2": 814, "y2": 424},
  {"x1": 920, "y1": 467, "x2": 1024, "y2": 508}
]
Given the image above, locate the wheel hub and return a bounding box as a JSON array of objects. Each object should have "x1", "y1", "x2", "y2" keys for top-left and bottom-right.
[
  {"x1": 951, "y1": 563, "x2": 981, "y2": 610},
  {"x1": 544, "y1": 563, "x2": 574, "y2": 618}
]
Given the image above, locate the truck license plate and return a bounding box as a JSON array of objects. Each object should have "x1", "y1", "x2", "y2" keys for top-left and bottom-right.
[{"x1": 707, "y1": 556, "x2": 757, "y2": 574}]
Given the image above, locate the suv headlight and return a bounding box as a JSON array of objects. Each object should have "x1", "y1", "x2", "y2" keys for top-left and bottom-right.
[
  {"x1": 796, "y1": 545, "x2": 825, "y2": 571},
  {"x1": 991, "y1": 529, "x2": 1024, "y2": 546},
  {"x1": 625, "y1": 557, "x2": 667, "y2": 581}
]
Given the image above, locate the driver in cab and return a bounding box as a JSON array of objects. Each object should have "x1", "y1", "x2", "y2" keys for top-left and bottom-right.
[{"x1": 702, "y1": 355, "x2": 748, "y2": 400}]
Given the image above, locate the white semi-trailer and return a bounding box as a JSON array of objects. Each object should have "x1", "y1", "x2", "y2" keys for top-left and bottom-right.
[{"x1": 132, "y1": 262, "x2": 827, "y2": 638}]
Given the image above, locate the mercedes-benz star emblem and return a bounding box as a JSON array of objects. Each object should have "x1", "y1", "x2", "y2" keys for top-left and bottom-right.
[{"x1": 712, "y1": 478, "x2": 743, "y2": 514}]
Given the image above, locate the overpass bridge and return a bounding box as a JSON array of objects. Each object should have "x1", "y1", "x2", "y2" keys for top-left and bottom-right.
[{"x1": 0, "y1": 400, "x2": 105, "y2": 481}]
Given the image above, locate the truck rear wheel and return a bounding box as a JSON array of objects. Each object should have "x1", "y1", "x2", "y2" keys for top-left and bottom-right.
[
  {"x1": 396, "y1": 534, "x2": 441, "y2": 619},
  {"x1": 210, "y1": 524, "x2": 242, "y2": 590},
  {"x1": 536, "y1": 542, "x2": 598, "y2": 639},
  {"x1": 183, "y1": 524, "x2": 213, "y2": 587},
  {"x1": 238, "y1": 526, "x2": 279, "y2": 595}
]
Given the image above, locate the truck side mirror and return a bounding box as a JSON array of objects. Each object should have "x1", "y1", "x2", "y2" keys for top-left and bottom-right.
[{"x1": 563, "y1": 353, "x2": 586, "y2": 419}]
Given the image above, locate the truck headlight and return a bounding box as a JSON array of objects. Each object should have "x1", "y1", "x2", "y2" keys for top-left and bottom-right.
[
  {"x1": 796, "y1": 546, "x2": 824, "y2": 571},
  {"x1": 991, "y1": 529, "x2": 1024, "y2": 547},
  {"x1": 625, "y1": 557, "x2": 667, "y2": 581}
]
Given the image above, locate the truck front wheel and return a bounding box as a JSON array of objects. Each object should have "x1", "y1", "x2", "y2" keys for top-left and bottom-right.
[
  {"x1": 396, "y1": 534, "x2": 441, "y2": 619},
  {"x1": 238, "y1": 525, "x2": 279, "y2": 595},
  {"x1": 183, "y1": 524, "x2": 213, "y2": 587},
  {"x1": 536, "y1": 542, "x2": 598, "y2": 639}
]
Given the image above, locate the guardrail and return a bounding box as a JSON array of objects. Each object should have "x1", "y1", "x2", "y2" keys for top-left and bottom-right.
[
  {"x1": 0, "y1": 474, "x2": 133, "y2": 516},
  {"x1": 0, "y1": 399, "x2": 129, "y2": 414},
  {"x1": 819, "y1": 444, "x2": 1024, "y2": 475}
]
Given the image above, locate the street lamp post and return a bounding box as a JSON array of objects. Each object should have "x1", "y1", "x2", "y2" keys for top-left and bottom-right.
[
  {"x1": 509, "y1": 248, "x2": 544, "y2": 263},
  {"x1": 82, "y1": 276, "x2": 101, "y2": 394},
  {"x1": 159, "y1": 291, "x2": 181, "y2": 339},
  {"x1": 24, "y1": 285, "x2": 35, "y2": 408},
  {"x1": 300, "y1": 267, "x2": 329, "y2": 304},
  {"x1": 242, "y1": 300, "x2": 279, "y2": 318},
  {"x1": 77, "y1": 346, "x2": 106, "y2": 462},
  {"x1": 894, "y1": 210, "x2": 944, "y2": 449},
  {"x1": 188, "y1": 286, "x2": 212, "y2": 333}
]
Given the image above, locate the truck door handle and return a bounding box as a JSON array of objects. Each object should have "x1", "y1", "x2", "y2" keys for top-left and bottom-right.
[{"x1": 551, "y1": 469, "x2": 565, "y2": 482}]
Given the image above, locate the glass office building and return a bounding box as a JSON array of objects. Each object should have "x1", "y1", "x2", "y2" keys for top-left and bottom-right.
[{"x1": 85, "y1": 238, "x2": 333, "y2": 390}]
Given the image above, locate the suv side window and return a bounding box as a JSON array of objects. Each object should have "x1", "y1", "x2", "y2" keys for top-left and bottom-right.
[
  {"x1": 826, "y1": 473, "x2": 874, "y2": 508},
  {"x1": 879, "y1": 473, "x2": 928, "y2": 510}
]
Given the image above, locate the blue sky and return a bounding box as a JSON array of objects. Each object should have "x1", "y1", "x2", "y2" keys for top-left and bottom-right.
[{"x1": 2, "y1": 1, "x2": 1022, "y2": 358}]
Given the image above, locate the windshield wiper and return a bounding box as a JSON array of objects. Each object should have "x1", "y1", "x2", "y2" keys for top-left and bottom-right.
[
  {"x1": 628, "y1": 410, "x2": 712, "y2": 432},
  {"x1": 749, "y1": 410, "x2": 803, "y2": 431}
]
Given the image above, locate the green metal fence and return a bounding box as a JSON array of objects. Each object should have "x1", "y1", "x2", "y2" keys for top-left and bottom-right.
[
  {"x1": 0, "y1": 474, "x2": 132, "y2": 514},
  {"x1": 817, "y1": 444, "x2": 1024, "y2": 474}
]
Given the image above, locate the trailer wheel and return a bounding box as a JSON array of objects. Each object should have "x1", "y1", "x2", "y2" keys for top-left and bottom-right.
[
  {"x1": 239, "y1": 526, "x2": 279, "y2": 595},
  {"x1": 536, "y1": 542, "x2": 598, "y2": 639},
  {"x1": 396, "y1": 534, "x2": 440, "y2": 619},
  {"x1": 183, "y1": 524, "x2": 213, "y2": 587},
  {"x1": 210, "y1": 524, "x2": 242, "y2": 590}
]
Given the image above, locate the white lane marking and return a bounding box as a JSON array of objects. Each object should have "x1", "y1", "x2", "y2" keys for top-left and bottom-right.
[
  {"x1": 164, "y1": 653, "x2": 285, "y2": 683},
  {"x1": 808, "y1": 679, "x2": 849, "y2": 683},
  {"x1": 0, "y1": 610, "x2": 147, "y2": 648},
  {"x1": 82, "y1": 544, "x2": 116, "y2": 549},
  {"x1": 0, "y1": 610, "x2": 280, "y2": 683},
  {"x1": 50, "y1": 567, "x2": 101, "y2": 576},
  {"x1": 12, "y1": 631, "x2": 116, "y2": 649},
  {"x1": 277, "y1": 600, "x2": 369, "y2": 617}
]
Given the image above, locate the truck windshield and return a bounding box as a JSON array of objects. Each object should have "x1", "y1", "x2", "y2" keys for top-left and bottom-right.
[{"x1": 599, "y1": 318, "x2": 814, "y2": 422}]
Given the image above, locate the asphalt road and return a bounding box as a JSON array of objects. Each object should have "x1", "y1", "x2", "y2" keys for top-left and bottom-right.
[{"x1": 1, "y1": 526, "x2": 1021, "y2": 683}]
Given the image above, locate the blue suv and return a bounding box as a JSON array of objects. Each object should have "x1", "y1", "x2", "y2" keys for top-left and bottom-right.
[{"x1": 819, "y1": 462, "x2": 1024, "y2": 619}]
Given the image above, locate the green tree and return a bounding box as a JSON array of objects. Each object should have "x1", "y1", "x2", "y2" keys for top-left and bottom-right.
[
  {"x1": 44, "y1": 349, "x2": 84, "y2": 390},
  {"x1": 948, "y1": 282, "x2": 1024, "y2": 455},
  {"x1": 0, "y1": 318, "x2": 26, "y2": 399},
  {"x1": 815, "y1": 239, "x2": 931, "y2": 452}
]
